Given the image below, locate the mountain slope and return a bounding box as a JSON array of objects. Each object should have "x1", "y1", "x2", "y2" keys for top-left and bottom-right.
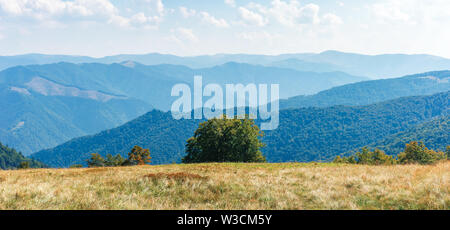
[
  {"x1": 280, "y1": 71, "x2": 450, "y2": 109},
  {"x1": 365, "y1": 116, "x2": 449, "y2": 156},
  {"x1": 0, "y1": 142, "x2": 45, "y2": 169},
  {"x1": 32, "y1": 91, "x2": 450, "y2": 167},
  {"x1": 0, "y1": 81, "x2": 151, "y2": 155},
  {"x1": 1, "y1": 62, "x2": 367, "y2": 110}
]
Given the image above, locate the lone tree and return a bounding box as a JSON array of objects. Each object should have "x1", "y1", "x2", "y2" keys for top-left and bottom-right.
[
  {"x1": 87, "y1": 153, "x2": 106, "y2": 167},
  {"x1": 182, "y1": 116, "x2": 266, "y2": 163},
  {"x1": 127, "y1": 145, "x2": 151, "y2": 165}
]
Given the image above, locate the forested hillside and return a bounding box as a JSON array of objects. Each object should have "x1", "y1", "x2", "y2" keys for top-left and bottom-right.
[
  {"x1": 280, "y1": 71, "x2": 450, "y2": 109},
  {"x1": 32, "y1": 91, "x2": 449, "y2": 167},
  {"x1": 0, "y1": 83, "x2": 151, "y2": 155},
  {"x1": 0, "y1": 142, "x2": 45, "y2": 169},
  {"x1": 362, "y1": 116, "x2": 449, "y2": 156}
]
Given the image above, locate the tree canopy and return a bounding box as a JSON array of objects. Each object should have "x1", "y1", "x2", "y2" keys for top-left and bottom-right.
[{"x1": 182, "y1": 116, "x2": 266, "y2": 163}]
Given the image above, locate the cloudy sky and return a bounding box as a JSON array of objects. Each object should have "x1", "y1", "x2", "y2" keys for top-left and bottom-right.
[{"x1": 0, "y1": 0, "x2": 449, "y2": 58}]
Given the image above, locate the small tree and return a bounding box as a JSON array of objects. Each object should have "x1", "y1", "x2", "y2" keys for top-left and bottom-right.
[
  {"x1": 356, "y1": 147, "x2": 395, "y2": 165},
  {"x1": 334, "y1": 148, "x2": 395, "y2": 165},
  {"x1": 127, "y1": 146, "x2": 151, "y2": 165},
  {"x1": 182, "y1": 116, "x2": 266, "y2": 163},
  {"x1": 19, "y1": 161, "x2": 30, "y2": 169},
  {"x1": 69, "y1": 164, "x2": 83, "y2": 168},
  {"x1": 397, "y1": 141, "x2": 446, "y2": 165},
  {"x1": 105, "y1": 153, "x2": 126, "y2": 167},
  {"x1": 87, "y1": 153, "x2": 106, "y2": 167}
]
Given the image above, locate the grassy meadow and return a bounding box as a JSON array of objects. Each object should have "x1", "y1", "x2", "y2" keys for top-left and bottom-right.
[{"x1": 0, "y1": 162, "x2": 448, "y2": 210}]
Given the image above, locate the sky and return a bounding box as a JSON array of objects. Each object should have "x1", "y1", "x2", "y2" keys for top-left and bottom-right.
[{"x1": 0, "y1": 0, "x2": 449, "y2": 58}]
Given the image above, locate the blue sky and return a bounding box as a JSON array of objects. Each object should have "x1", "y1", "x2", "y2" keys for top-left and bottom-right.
[{"x1": 0, "y1": 0, "x2": 449, "y2": 58}]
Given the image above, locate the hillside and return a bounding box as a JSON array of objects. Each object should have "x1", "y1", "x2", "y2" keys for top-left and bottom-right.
[
  {"x1": 0, "y1": 142, "x2": 45, "y2": 169},
  {"x1": 365, "y1": 116, "x2": 449, "y2": 156},
  {"x1": 0, "y1": 162, "x2": 448, "y2": 209},
  {"x1": 0, "y1": 83, "x2": 151, "y2": 155},
  {"x1": 280, "y1": 71, "x2": 450, "y2": 109},
  {"x1": 2, "y1": 62, "x2": 366, "y2": 109},
  {"x1": 32, "y1": 91, "x2": 450, "y2": 167}
]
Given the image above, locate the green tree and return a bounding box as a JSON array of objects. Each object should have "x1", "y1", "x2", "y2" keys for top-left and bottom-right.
[
  {"x1": 334, "y1": 148, "x2": 395, "y2": 165},
  {"x1": 87, "y1": 153, "x2": 106, "y2": 167},
  {"x1": 355, "y1": 147, "x2": 395, "y2": 165},
  {"x1": 105, "y1": 153, "x2": 126, "y2": 167},
  {"x1": 397, "y1": 141, "x2": 446, "y2": 165},
  {"x1": 127, "y1": 146, "x2": 151, "y2": 165},
  {"x1": 182, "y1": 116, "x2": 266, "y2": 163},
  {"x1": 19, "y1": 161, "x2": 30, "y2": 169}
]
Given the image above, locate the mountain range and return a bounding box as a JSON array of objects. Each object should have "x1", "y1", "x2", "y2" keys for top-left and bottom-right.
[
  {"x1": 3, "y1": 51, "x2": 450, "y2": 78},
  {"x1": 0, "y1": 61, "x2": 368, "y2": 155},
  {"x1": 280, "y1": 70, "x2": 450, "y2": 109}
]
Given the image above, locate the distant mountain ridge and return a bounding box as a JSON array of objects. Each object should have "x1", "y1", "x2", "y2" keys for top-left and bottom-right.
[
  {"x1": 0, "y1": 66, "x2": 153, "y2": 155},
  {"x1": 2, "y1": 51, "x2": 450, "y2": 78},
  {"x1": 2, "y1": 61, "x2": 367, "y2": 110},
  {"x1": 280, "y1": 70, "x2": 450, "y2": 109},
  {"x1": 31, "y1": 91, "x2": 450, "y2": 167}
]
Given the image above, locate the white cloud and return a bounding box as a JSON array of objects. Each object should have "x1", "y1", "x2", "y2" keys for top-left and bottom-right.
[
  {"x1": 179, "y1": 6, "x2": 196, "y2": 18},
  {"x1": 248, "y1": 0, "x2": 325, "y2": 27},
  {"x1": 172, "y1": 27, "x2": 199, "y2": 43},
  {"x1": 322, "y1": 13, "x2": 343, "y2": 25},
  {"x1": 371, "y1": 1, "x2": 410, "y2": 23},
  {"x1": 370, "y1": 0, "x2": 450, "y2": 25},
  {"x1": 225, "y1": 0, "x2": 236, "y2": 8},
  {"x1": 0, "y1": 0, "x2": 164, "y2": 28},
  {"x1": 0, "y1": 0, "x2": 117, "y2": 19},
  {"x1": 238, "y1": 7, "x2": 267, "y2": 26},
  {"x1": 200, "y1": 11, "x2": 229, "y2": 28}
]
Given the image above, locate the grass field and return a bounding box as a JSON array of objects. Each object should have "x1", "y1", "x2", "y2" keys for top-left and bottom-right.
[{"x1": 0, "y1": 162, "x2": 448, "y2": 210}]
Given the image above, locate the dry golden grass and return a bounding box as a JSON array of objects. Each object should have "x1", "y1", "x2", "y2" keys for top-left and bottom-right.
[{"x1": 0, "y1": 162, "x2": 448, "y2": 210}]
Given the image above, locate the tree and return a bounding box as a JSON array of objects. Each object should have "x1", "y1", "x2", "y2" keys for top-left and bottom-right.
[
  {"x1": 333, "y1": 147, "x2": 395, "y2": 165},
  {"x1": 105, "y1": 153, "x2": 126, "y2": 167},
  {"x1": 19, "y1": 161, "x2": 30, "y2": 169},
  {"x1": 127, "y1": 146, "x2": 151, "y2": 165},
  {"x1": 355, "y1": 147, "x2": 395, "y2": 165},
  {"x1": 87, "y1": 153, "x2": 106, "y2": 167},
  {"x1": 182, "y1": 116, "x2": 266, "y2": 163},
  {"x1": 397, "y1": 141, "x2": 446, "y2": 165}
]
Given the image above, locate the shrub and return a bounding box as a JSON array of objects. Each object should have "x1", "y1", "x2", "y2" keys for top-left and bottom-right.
[
  {"x1": 69, "y1": 164, "x2": 83, "y2": 168},
  {"x1": 397, "y1": 141, "x2": 447, "y2": 165},
  {"x1": 334, "y1": 147, "x2": 395, "y2": 165},
  {"x1": 19, "y1": 161, "x2": 30, "y2": 169}
]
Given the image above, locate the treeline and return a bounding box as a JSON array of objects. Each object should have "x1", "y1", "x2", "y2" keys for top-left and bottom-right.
[
  {"x1": 334, "y1": 141, "x2": 449, "y2": 165},
  {"x1": 0, "y1": 141, "x2": 46, "y2": 169},
  {"x1": 81, "y1": 145, "x2": 151, "y2": 168}
]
